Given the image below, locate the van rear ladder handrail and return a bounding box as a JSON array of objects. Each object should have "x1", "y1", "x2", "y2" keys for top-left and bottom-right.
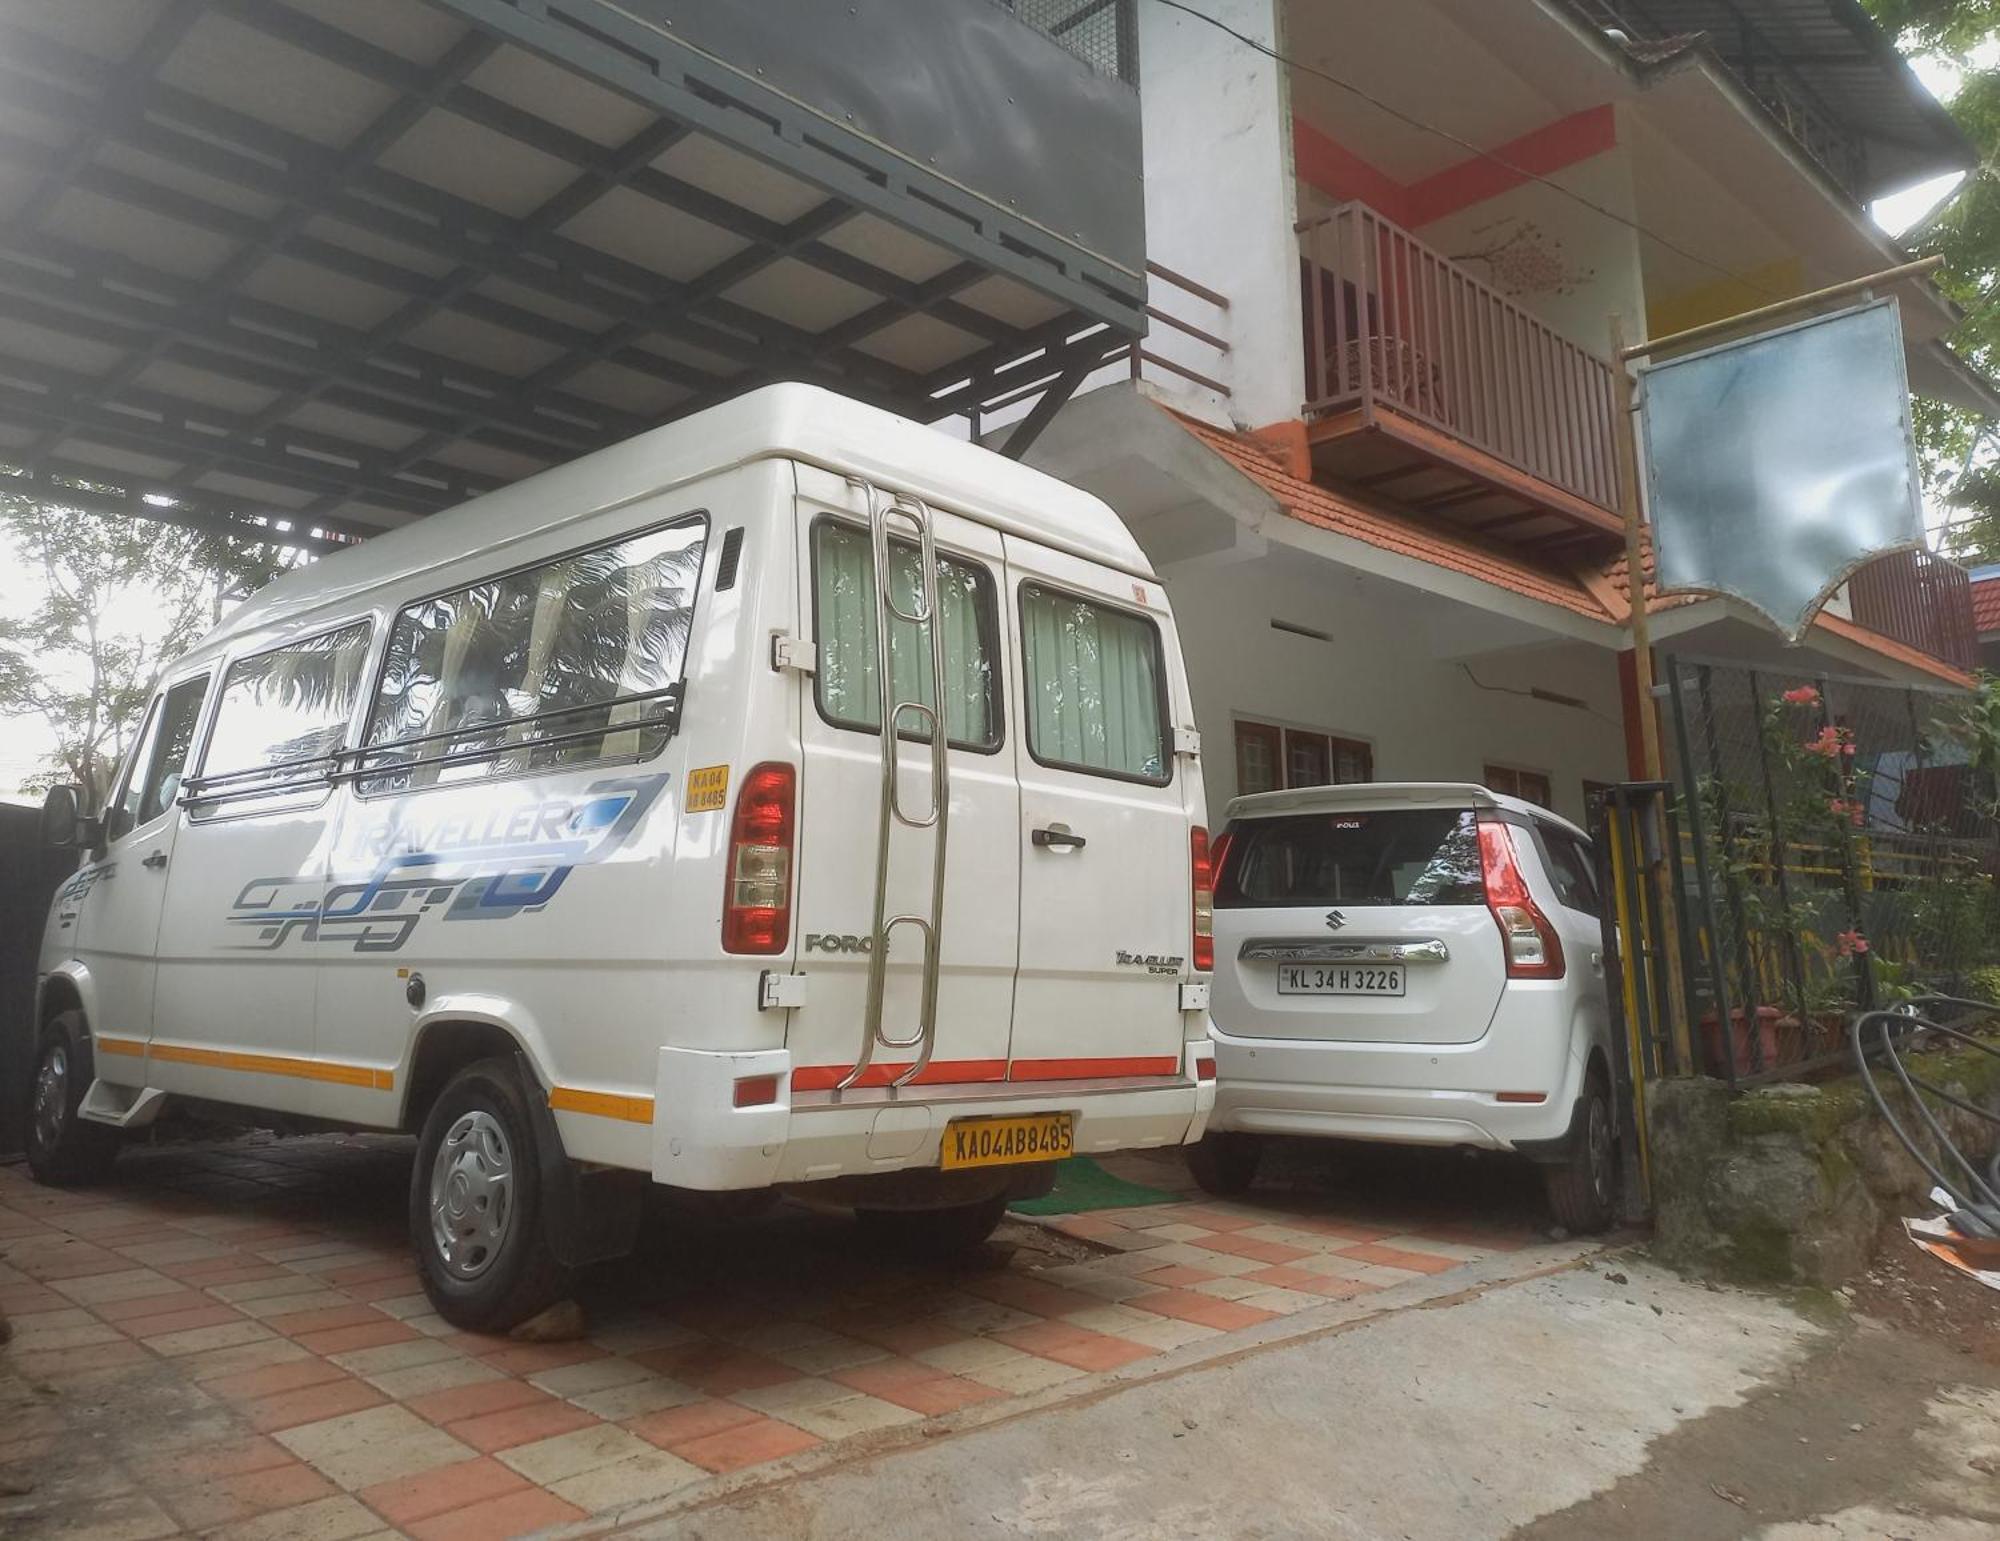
[{"x1": 838, "y1": 482, "x2": 950, "y2": 1094}]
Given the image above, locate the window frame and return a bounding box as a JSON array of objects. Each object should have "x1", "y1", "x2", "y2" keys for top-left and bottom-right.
[
  {"x1": 1235, "y1": 718, "x2": 1374, "y2": 795},
  {"x1": 103, "y1": 692, "x2": 164, "y2": 846},
  {"x1": 806, "y1": 513, "x2": 1005, "y2": 757},
  {"x1": 1483, "y1": 762, "x2": 1554, "y2": 809},
  {"x1": 1017, "y1": 578, "x2": 1173, "y2": 789},
  {"x1": 188, "y1": 619, "x2": 375, "y2": 821},
  {"x1": 354, "y1": 509, "x2": 710, "y2": 801},
  {"x1": 134, "y1": 670, "x2": 216, "y2": 828}
]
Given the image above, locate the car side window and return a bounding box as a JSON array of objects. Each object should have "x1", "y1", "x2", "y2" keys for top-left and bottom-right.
[{"x1": 1539, "y1": 826, "x2": 1601, "y2": 918}]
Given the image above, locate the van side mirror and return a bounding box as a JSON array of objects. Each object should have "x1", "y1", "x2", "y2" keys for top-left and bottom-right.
[{"x1": 41, "y1": 785, "x2": 103, "y2": 852}]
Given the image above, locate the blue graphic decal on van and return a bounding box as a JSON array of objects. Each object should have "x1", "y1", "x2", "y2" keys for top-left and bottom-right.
[{"x1": 225, "y1": 774, "x2": 669, "y2": 954}]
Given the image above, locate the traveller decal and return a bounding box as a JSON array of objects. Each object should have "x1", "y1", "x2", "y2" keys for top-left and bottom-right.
[{"x1": 224, "y1": 774, "x2": 669, "y2": 954}]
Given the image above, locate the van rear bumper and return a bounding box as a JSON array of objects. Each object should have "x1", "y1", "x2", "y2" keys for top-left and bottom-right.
[{"x1": 649, "y1": 1043, "x2": 1213, "y2": 1191}]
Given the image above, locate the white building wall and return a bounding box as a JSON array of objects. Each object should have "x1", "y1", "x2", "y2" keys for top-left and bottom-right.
[
  {"x1": 1411, "y1": 141, "x2": 1647, "y2": 356},
  {"x1": 1169, "y1": 553, "x2": 1630, "y2": 827},
  {"x1": 1138, "y1": 0, "x2": 1303, "y2": 428}
]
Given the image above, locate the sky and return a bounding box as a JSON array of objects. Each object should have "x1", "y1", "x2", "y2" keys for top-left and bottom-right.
[{"x1": 0, "y1": 30, "x2": 1988, "y2": 806}]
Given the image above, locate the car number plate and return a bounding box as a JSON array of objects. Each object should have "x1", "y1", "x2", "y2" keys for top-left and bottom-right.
[
  {"x1": 1277, "y1": 964, "x2": 1406, "y2": 996},
  {"x1": 939, "y1": 1112, "x2": 1074, "y2": 1170}
]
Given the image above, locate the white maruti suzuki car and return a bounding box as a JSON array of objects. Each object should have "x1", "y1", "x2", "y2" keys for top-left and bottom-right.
[{"x1": 1193, "y1": 783, "x2": 1617, "y2": 1232}]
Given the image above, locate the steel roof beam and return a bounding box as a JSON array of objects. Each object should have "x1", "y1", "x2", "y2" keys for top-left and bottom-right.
[{"x1": 3, "y1": 466, "x2": 355, "y2": 553}]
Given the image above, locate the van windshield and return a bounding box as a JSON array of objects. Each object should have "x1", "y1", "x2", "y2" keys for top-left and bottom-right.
[{"x1": 1216, "y1": 808, "x2": 1484, "y2": 908}]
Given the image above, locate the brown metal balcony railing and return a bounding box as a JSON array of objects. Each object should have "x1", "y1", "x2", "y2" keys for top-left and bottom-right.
[
  {"x1": 1848, "y1": 548, "x2": 1979, "y2": 674},
  {"x1": 1301, "y1": 204, "x2": 1620, "y2": 519}
]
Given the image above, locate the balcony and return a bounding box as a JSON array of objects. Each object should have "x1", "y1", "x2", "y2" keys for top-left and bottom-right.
[
  {"x1": 1848, "y1": 549, "x2": 1979, "y2": 675},
  {"x1": 1300, "y1": 204, "x2": 1623, "y2": 551}
]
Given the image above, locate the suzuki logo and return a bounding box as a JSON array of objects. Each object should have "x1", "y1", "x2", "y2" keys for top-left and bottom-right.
[{"x1": 1325, "y1": 910, "x2": 1348, "y2": 931}]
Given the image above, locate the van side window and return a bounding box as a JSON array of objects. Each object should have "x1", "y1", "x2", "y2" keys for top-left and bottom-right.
[
  {"x1": 363, "y1": 516, "x2": 707, "y2": 791},
  {"x1": 812, "y1": 520, "x2": 1000, "y2": 751},
  {"x1": 137, "y1": 675, "x2": 212, "y2": 825},
  {"x1": 197, "y1": 623, "x2": 371, "y2": 810},
  {"x1": 105, "y1": 696, "x2": 163, "y2": 844},
  {"x1": 1019, "y1": 584, "x2": 1169, "y2": 784}
]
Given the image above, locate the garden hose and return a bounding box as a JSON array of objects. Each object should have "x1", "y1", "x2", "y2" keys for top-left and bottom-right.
[{"x1": 1847, "y1": 997, "x2": 2000, "y2": 1240}]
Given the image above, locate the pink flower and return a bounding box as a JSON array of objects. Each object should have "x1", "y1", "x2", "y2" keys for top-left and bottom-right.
[
  {"x1": 1804, "y1": 725, "x2": 1856, "y2": 759},
  {"x1": 1782, "y1": 686, "x2": 1820, "y2": 705},
  {"x1": 1827, "y1": 798, "x2": 1865, "y2": 827},
  {"x1": 1836, "y1": 930, "x2": 1870, "y2": 958}
]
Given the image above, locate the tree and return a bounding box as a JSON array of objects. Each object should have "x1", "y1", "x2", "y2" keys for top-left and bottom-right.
[
  {"x1": 1862, "y1": 0, "x2": 2000, "y2": 564},
  {"x1": 0, "y1": 490, "x2": 300, "y2": 804}
]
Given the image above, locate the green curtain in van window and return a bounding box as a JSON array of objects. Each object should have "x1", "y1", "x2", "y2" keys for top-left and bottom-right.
[
  {"x1": 814, "y1": 523, "x2": 994, "y2": 746},
  {"x1": 1021, "y1": 585, "x2": 1164, "y2": 779}
]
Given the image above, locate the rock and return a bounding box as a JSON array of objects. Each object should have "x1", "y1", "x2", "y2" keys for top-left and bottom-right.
[{"x1": 509, "y1": 1299, "x2": 586, "y2": 1342}]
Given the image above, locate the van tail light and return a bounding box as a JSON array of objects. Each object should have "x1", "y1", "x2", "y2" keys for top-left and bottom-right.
[
  {"x1": 1191, "y1": 826, "x2": 1215, "y2": 973},
  {"x1": 722, "y1": 763, "x2": 795, "y2": 954},
  {"x1": 1477, "y1": 817, "x2": 1564, "y2": 980}
]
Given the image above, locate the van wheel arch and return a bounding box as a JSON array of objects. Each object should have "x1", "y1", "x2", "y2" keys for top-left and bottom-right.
[
  {"x1": 402, "y1": 1020, "x2": 533, "y2": 1134},
  {"x1": 38, "y1": 976, "x2": 84, "y2": 1032}
]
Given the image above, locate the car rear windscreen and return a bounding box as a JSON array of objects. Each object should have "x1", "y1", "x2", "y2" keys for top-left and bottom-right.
[{"x1": 1216, "y1": 809, "x2": 1484, "y2": 908}]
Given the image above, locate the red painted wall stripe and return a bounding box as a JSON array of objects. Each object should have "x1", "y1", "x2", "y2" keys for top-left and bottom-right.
[
  {"x1": 1293, "y1": 105, "x2": 1616, "y2": 230},
  {"x1": 790, "y1": 1055, "x2": 1182, "y2": 1092}
]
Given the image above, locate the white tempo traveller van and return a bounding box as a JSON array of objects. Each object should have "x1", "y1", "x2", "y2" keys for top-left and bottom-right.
[{"x1": 27, "y1": 384, "x2": 1217, "y2": 1330}]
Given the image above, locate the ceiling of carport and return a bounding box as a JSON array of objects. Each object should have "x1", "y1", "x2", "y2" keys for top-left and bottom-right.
[{"x1": 0, "y1": 0, "x2": 1142, "y2": 549}]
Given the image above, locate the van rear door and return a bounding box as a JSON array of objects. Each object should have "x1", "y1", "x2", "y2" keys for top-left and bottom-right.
[
  {"x1": 788, "y1": 469, "x2": 1019, "y2": 1094},
  {"x1": 1005, "y1": 539, "x2": 1192, "y2": 1080}
]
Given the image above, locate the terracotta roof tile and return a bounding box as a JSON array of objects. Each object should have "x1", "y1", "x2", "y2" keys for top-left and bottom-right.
[
  {"x1": 1974, "y1": 574, "x2": 2000, "y2": 635},
  {"x1": 1166, "y1": 405, "x2": 1976, "y2": 688},
  {"x1": 1170, "y1": 411, "x2": 1612, "y2": 623}
]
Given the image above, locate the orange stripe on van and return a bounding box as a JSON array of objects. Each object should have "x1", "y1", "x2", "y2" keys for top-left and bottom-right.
[
  {"x1": 548, "y1": 1087, "x2": 656, "y2": 1123},
  {"x1": 143, "y1": 1040, "x2": 394, "y2": 1091},
  {"x1": 1006, "y1": 1056, "x2": 1181, "y2": 1082},
  {"x1": 93, "y1": 1036, "x2": 146, "y2": 1057},
  {"x1": 789, "y1": 1059, "x2": 1008, "y2": 1093},
  {"x1": 790, "y1": 1056, "x2": 1179, "y2": 1091}
]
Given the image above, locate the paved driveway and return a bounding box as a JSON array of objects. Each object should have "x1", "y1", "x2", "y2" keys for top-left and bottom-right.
[{"x1": 0, "y1": 1137, "x2": 1564, "y2": 1539}]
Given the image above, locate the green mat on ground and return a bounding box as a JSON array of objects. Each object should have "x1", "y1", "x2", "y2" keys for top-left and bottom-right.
[{"x1": 1009, "y1": 1155, "x2": 1182, "y2": 1216}]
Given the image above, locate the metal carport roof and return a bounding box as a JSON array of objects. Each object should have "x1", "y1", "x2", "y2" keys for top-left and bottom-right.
[{"x1": 0, "y1": 0, "x2": 1146, "y2": 550}]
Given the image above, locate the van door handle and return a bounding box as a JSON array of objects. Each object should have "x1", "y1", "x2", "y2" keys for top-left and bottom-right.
[
  {"x1": 141, "y1": 849, "x2": 168, "y2": 870},
  {"x1": 1031, "y1": 827, "x2": 1086, "y2": 851}
]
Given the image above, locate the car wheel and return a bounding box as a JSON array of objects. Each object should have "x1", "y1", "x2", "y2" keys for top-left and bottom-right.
[
  {"x1": 410, "y1": 1057, "x2": 573, "y2": 1332},
  {"x1": 1541, "y1": 1074, "x2": 1618, "y2": 1233},
  {"x1": 1186, "y1": 1132, "x2": 1262, "y2": 1196},
  {"x1": 855, "y1": 1194, "x2": 1008, "y2": 1256},
  {"x1": 23, "y1": 1012, "x2": 121, "y2": 1187}
]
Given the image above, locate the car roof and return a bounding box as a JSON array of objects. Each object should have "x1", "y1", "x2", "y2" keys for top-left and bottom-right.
[
  {"x1": 1224, "y1": 781, "x2": 1591, "y2": 843},
  {"x1": 184, "y1": 382, "x2": 1151, "y2": 667}
]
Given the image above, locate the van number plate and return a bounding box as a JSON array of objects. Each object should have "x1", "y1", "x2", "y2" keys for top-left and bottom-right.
[
  {"x1": 940, "y1": 1113, "x2": 1074, "y2": 1170},
  {"x1": 1277, "y1": 965, "x2": 1405, "y2": 996}
]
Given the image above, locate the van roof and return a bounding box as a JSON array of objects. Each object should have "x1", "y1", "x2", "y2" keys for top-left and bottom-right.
[
  {"x1": 189, "y1": 383, "x2": 1152, "y2": 662},
  {"x1": 1225, "y1": 782, "x2": 1591, "y2": 843}
]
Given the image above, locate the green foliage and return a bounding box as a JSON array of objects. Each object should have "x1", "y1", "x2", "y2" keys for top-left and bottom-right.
[
  {"x1": 1860, "y1": 0, "x2": 2000, "y2": 562},
  {"x1": 0, "y1": 488, "x2": 299, "y2": 803}
]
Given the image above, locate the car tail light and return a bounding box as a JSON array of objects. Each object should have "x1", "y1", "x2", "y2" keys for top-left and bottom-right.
[
  {"x1": 722, "y1": 763, "x2": 795, "y2": 954},
  {"x1": 1477, "y1": 817, "x2": 1564, "y2": 979},
  {"x1": 1191, "y1": 825, "x2": 1215, "y2": 973},
  {"x1": 1209, "y1": 829, "x2": 1234, "y2": 891}
]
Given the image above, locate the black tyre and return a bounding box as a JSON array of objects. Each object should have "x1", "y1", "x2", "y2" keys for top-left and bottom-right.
[
  {"x1": 855, "y1": 1194, "x2": 1008, "y2": 1256},
  {"x1": 24, "y1": 1012, "x2": 121, "y2": 1187},
  {"x1": 1185, "y1": 1132, "x2": 1262, "y2": 1196},
  {"x1": 1541, "y1": 1075, "x2": 1618, "y2": 1234},
  {"x1": 410, "y1": 1057, "x2": 573, "y2": 1332}
]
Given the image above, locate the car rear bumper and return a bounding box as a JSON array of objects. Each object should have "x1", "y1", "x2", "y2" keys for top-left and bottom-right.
[
  {"x1": 1206, "y1": 1022, "x2": 1584, "y2": 1151},
  {"x1": 638, "y1": 1043, "x2": 1214, "y2": 1191}
]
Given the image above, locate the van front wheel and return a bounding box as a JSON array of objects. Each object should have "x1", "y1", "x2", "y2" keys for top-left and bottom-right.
[
  {"x1": 24, "y1": 1013, "x2": 121, "y2": 1187},
  {"x1": 1186, "y1": 1132, "x2": 1262, "y2": 1196},
  {"x1": 411, "y1": 1057, "x2": 573, "y2": 1332}
]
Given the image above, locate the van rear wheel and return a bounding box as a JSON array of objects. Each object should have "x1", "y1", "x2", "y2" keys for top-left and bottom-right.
[
  {"x1": 411, "y1": 1057, "x2": 573, "y2": 1332},
  {"x1": 24, "y1": 1013, "x2": 121, "y2": 1187},
  {"x1": 1186, "y1": 1132, "x2": 1262, "y2": 1196},
  {"x1": 855, "y1": 1194, "x2": 1008, "y2": 1257}
]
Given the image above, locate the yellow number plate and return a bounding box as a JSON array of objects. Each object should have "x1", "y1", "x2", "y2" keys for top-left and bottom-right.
[
  {"x1": 940, "y1": 1112, "x2": 1074, "y2": 1171},
  {"x1": 684, "y1": 764, "x2": 730, "y2": 813}
]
